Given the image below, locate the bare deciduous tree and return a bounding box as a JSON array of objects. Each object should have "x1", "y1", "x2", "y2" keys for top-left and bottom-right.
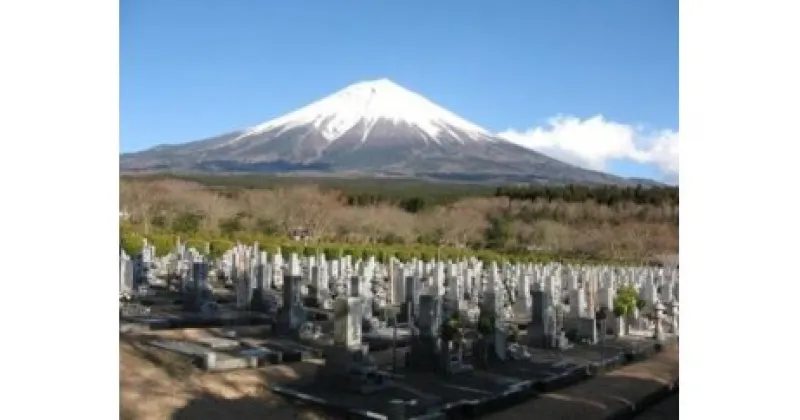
[
  {"x1": 273, "y1": 186, "x2": 342, "y2": 241},
  {"x1": 120, "y1": 180, "x2": 168, "y2": 234},
  {"x1": 119, "y1": 178, "x2": 678, "y2": 260}
]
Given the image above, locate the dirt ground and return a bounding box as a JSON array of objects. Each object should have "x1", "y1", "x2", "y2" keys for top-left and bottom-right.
[
  {"x1": 119, "y1": 328, "x2": 327, "y2": 420},
  {"x1": 121, "y1": 328, "x2": 678, "y2": 420}
]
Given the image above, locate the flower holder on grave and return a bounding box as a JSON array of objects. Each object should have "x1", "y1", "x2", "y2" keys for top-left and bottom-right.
[{"x1": 317, "y1": 296, "x2": 392, "y2": 394}]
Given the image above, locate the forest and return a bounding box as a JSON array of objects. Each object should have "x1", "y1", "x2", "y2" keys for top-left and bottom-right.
[{"x1": 119, "y1": 174, "x2": 679, "y2": 265}]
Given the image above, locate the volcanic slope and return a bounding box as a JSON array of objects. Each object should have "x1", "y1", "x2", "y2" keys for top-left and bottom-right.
[{"x1": 121, "y1": 79, "x2": 628, "y2": 184}]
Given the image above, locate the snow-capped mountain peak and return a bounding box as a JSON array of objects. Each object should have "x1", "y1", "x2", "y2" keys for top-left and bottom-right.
[
  {"x1": 121, "y1": 78, "x2": 631, "y2": 186},
  {"x1": 236, "y1": 78, "x2": 492, "y2": 144}
]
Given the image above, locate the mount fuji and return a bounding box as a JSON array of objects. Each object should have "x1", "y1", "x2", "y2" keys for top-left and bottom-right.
[{"x1": 121, "y1": 79, "x2": 631, "y2": 184}]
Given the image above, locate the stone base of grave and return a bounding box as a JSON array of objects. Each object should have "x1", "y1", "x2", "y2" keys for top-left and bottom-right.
[
  {"x1": 361, "y1": 326, "x2": 413, "y2": 352},
  {"x1": 121, "y1": 311, "x2": 272, "y2": 330},
  {"x1": 260, "y1": 339, "x2": 318, "y2": 363},
  {"x1": 273, "y1": 358, "x2": 535, "y2": 419},
  {"x1": 269, "y1": 382, "x2": 442, "y2": 419},
  {"x1": 146, "y1": 335, "x2": 318, "y2": 371},
  {"x1": 316, "y1": 346, "x2": 393, "y2": 395},
  {"x1": 120, "y1": 322, "x2": 152, "y2": 334},
  {"x1": 481, "y1": 343, "x2": 679, "y2": 420},
  {"x1": 405, "y1": 336, "x2": 443, "y2": 372},
  {"x1": 389, "y1": 368, "x2": 536, "y2": 419},
  {"x1": 438, "y1": 344, "x2": 474, "y2": 376},
  {"x1": 470, "y1": 337, "x2": 511, "y2": 367},
  {"x1": 275, "y1": 306, "x2": 306, "y2": 337},
  {"x1": 120, "y1": 302, "x2": 151, "y2": 317},
  {"x1": 202, "y1": 351, "x2": 256, "y2": 371},
  {"x1": 527, "y1": 329, "x2": 558, "y2": 349},
  {"x1": 564, "y1": 317, "x2": 599, "y2": 345},
  {"x1": 445, "y1": 359, "x2": 474, "y2": 375},
  {"x1": 483, "y1": 336, "x2": 667, "y2": 394},
  {"x1": 195, "y1": 337, "x2": 238, "y2": 350}
]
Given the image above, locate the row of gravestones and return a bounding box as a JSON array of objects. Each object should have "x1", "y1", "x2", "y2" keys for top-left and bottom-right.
[
  {"x1": 314, "y1": 273, "x2": 680, "y2": 394},
  {"x1": 213, "y1": 243, "x2": 677, "y2": 305},
  {"x1": 120, "y1": 244, "x2": 215, "y2": 312},
  {"x1": 121, "y1": 241, "x2": 679, "y2": 395},
  {"x1": 120, "y1": 241, "x2": 678, "y2": 340}
]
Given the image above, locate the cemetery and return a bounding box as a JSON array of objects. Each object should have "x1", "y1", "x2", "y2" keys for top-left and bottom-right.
[{"x1": 120, "y1": 238, "x2": 679, "y2": 419}]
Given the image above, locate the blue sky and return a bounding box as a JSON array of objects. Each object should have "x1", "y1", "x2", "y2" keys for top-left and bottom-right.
[{"x1": 121, "y1": 0, "x2": 678, "y2": 181}]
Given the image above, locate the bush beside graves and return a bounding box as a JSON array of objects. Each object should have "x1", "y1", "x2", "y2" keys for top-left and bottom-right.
[{"x1": 119, "y1": 231, "x2": 643, "y2": 266}]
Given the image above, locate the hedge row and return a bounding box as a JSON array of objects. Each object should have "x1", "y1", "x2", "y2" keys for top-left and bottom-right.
[{"x1": 120, "y1": 230, "x2": 642, "y2": 267}]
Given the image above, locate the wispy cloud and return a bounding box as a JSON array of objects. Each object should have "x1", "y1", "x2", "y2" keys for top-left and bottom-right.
[{"x1": 497, "y1": 115, "x2": 679, "y2": 182}]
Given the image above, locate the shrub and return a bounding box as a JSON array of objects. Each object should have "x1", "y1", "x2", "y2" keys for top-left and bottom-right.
[
  {"x1": 613, "y1": 285, "x2": 640, "y2": 318},
  {"x1": 323, "y1": 246, "x2": 343, "y2": 260},
  {"x1": 118, "y1": 230, "x2": 643, "y2": 267},
  {"x1": 171, "y1": 212, "x2": 202, "y2": 235},
  {"x1": 281, "y1": 243, "x2": 302, "y2": 256},
  {"x1": 147, "y1": 234, "x2": 175, "y2": 257},
  {"x1": 121, "y1": 234, "x2": 144, "y2": 256}
]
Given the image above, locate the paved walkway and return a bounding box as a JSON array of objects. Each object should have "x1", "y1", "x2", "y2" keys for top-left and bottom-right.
[{"x1": 485, "y1": 344, "x2": 679, "y2": 420}]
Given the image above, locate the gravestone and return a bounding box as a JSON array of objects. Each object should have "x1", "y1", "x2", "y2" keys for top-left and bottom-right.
[
  {"x1": 432, "y1": 262, "x2": 445, "y2": 297},
  {"x1": 277, "y1": 253, "x2": 305, "y2": 336},
  {"x1": 443, "y1": 272, "x2": 464, "y2": 319},
  {"x1": 120, "y1": 251, "x2": 134, "y2": 298},
  {"x1": 234, "y1": 268, "x2": 252, "y2": 310},
  {"x1": 391, "y1": 260, "x2": 405, "y2": 305},
  {"x1": 667, "y1": 301, "x2": 679, "y2": 334},
  {"x1": 310, "y1": 265, "x2": 323, "y2": 305},
  {"x1": 401, "y1": 274, "x2": 418, "y2": 322},
  {"x1": 271, "y1": 252, "x2": 283, "y2": 289},
  {"x1": 318, "y1": 296, "x2": 391, "y2": 394},
  {"x1": 513, "y1": 270, "x2": 532, "y2": 319},
  {"x1": 406, "y1": 294, "x2": 444, "y2": 372},
  {"x1": 485, "y1": 265, "x2": 508, "y2": 361},
  {"x1": 529, "y1": 290, "x2": 556, "y2": 348},
  {"x1": 653, "y1": 301, "x2": 666, "y2": 342},
  {"x1": 184, "y1": 258, "x2": 216, "y2": 313}
]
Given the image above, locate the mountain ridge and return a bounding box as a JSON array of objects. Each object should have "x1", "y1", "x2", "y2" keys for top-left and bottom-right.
[{"x1": 121, "y1": 79, "x2": 656, "y2": 186}]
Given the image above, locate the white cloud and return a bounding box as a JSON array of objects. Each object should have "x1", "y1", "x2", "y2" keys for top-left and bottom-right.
[{"x1": 497, "y1": 115, "x2": 679, "y2": 179}]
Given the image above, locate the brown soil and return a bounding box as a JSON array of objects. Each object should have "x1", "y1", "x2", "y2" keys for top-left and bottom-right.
[
  {"x1": 119, "y1": 328, "x2": 326, "y2": 420},
  {"x1": 121, "y1": 328, "x2": 678, "y2": 420}
]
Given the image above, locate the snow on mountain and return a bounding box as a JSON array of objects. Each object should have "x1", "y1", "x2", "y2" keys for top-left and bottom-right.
[
  {"x1": 230, "y1": 78, "x2": 493, "y2": 146},
  {"x1": 120, "y1": 79, "x2": 632, "y2": 185}
]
